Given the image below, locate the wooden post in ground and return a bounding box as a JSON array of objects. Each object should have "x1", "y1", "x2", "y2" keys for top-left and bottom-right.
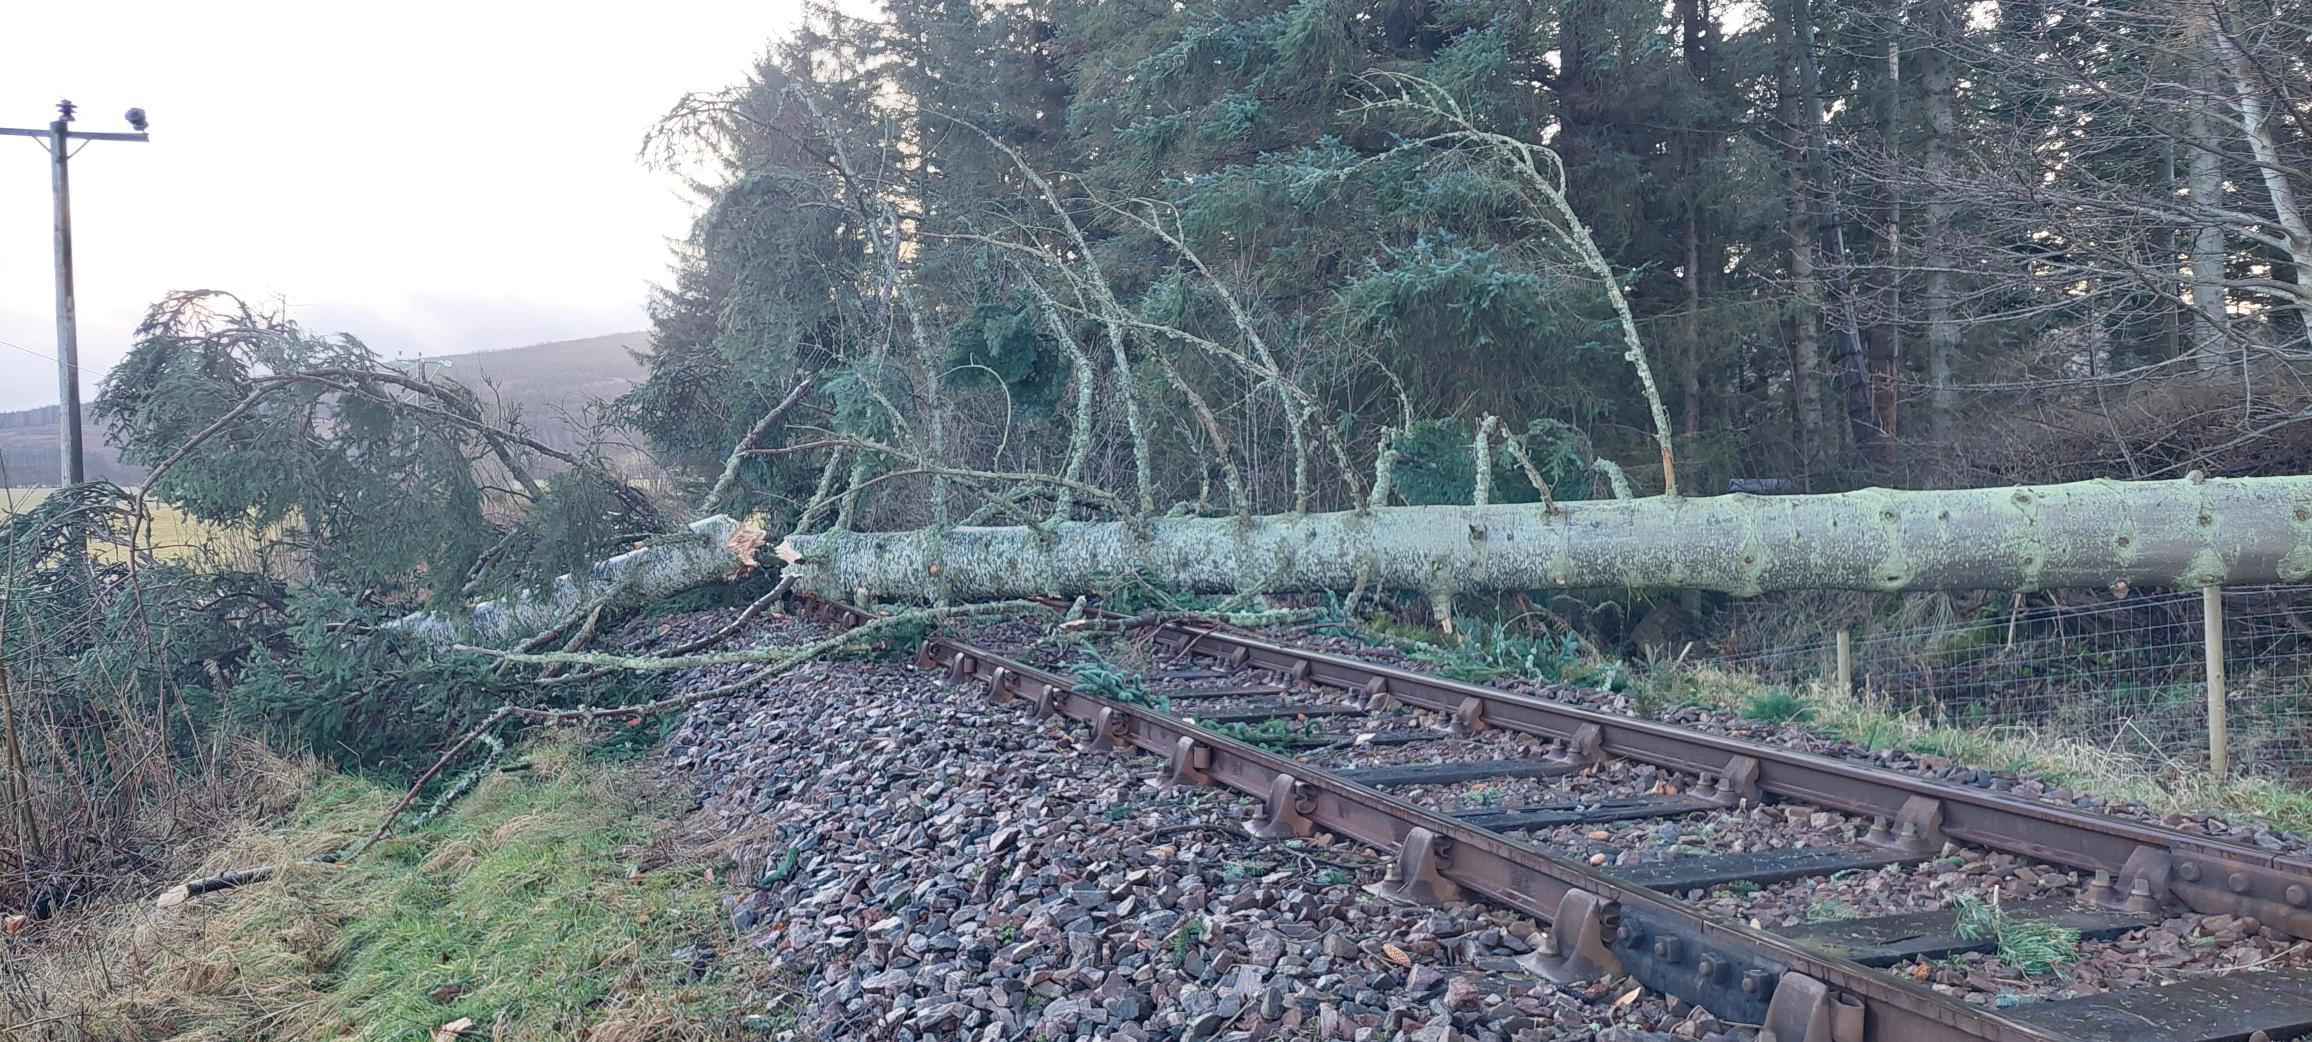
[
  {"x1": 2204, "y1": 585, "x2": 2230, "y2": 780},
  {"x1": 1835, "y1": 628, "x2": 1854, "y2": 701}
]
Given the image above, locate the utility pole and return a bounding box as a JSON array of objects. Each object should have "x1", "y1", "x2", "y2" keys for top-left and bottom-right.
[{"x1": 3, "y1": 100, "x2": 149, "y2": 486}]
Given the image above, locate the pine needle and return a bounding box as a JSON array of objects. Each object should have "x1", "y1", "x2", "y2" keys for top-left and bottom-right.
[{"x1": 1950, "y1": 891, "x2": 2081, "y2": 975}]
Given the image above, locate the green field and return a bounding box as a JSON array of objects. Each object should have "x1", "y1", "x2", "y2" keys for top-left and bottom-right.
[{"x1": 2, "y1": 485, "x2": 236, "y2": 559}]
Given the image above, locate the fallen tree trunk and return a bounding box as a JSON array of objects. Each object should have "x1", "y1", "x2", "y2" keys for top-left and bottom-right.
[
  {"x1": 777, "y1": 475, "x2": 2312, "y2": 601},
  {"x1": 400, "y1": 515, "x2": 755, "y2": 645}
]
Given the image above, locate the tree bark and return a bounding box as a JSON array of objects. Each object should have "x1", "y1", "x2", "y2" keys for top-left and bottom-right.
[
  {"x1": 778, "y1": 474, "x2": 2312, "y2": 601},
  {"x1": 1918, "y1": 0, "x2": 1961, "y2": 445},
  {"x1": 2186, "y1": 29, "x2": 2234, "y2": 366},
  {"x1": 1781, "y1": 49, "x2": 1825, "y2": 468},
  {"x1": 1870, "y1": 33, "x2": 1902, "y2": 444},
  {"x1": 2208, "y1": 10, "x2": 2312, "y2": 349},
  {"x1": 1789, "y1": 0, "x2": 1890, "y2": 466},
  {"x1": 1682, "y1": 212, "x2": 1705, "y2": 439},
  {"x1": 1676, "y1": 0, "x2": 1719, "y2": 442},
  {"x1": 400, "y1": 515, "x2": 753, "y2": 645}
]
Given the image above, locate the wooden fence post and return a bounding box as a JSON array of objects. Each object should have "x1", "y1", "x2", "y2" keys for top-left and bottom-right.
[
  {"x1": 1835, "y1": 628, "x2": 1853, "y2": 701},
  {"x1": 2204, "y1": 585, "x2": 2230, "y2": 780}
]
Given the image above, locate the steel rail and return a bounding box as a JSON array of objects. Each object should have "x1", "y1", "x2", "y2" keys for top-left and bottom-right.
[
  {"x1": 1130, "y1": 620, "x2": 2312, "y2": 940},
  {"x1": 796, "y1": 596, "x2": 2074, "y2": 1042}
]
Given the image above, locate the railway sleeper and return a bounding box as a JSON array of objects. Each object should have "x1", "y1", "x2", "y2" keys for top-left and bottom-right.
[
  {"x1": 882, "y1": 607, "x2": 2312, "y2": 1042},
  {"x1": 2002, "y1": 968, "x2": 2312, "y2": 1042},
  {"x1": 1181, "y1": 703, "x2": 1366, "y2": 724},
  {"x1": 1773, "y1": 897, "x2": 2154, "y2": 967},
  {"x1": 1274, "y1": 729, "x2": 1437, "y2": 748},
  {"x1": 1454, "y1": 793, "x2": 1719, "y2": 831},
  {"x1": 1143, "y1": 620, "x2": 2312, "y2": 940},
  {"x1": 1147, "y1": 683, "x2": 1287, "y2": 700},
  {"x1": 1607, "y1": 844, "x2": 1928, "y2": 892},
  {"x1": 1337, "y1": 758, "x2": 1589, "y2": 788}
]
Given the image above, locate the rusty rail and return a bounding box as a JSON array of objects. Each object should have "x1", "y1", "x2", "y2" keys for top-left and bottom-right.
[
  {"x1": 796, "y1": 596, "x2": 2077, "y2": 1042},
  {"x1": 1129, "y1": 621, "x2": 2312, "y2": 942}
]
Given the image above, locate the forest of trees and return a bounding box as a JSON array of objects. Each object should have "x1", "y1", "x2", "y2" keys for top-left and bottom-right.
[{"x1": 633, "y1": 0, "x2": 2312, "y2": 525}]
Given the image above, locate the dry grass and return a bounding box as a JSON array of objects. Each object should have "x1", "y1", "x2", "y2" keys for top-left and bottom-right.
[
  {"x1": 1, "y1": 738, "x2": 318, "y2": 1039},
  {"x1": 5, "y1": 738, "x2": 778, "y2": 1042}
]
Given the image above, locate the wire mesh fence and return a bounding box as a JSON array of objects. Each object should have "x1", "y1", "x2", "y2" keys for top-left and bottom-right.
[{"x1": 1715, "y1": 585, "x2": 2312, "y2": 779}]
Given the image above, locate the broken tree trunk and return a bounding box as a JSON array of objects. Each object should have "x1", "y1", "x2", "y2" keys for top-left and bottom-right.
[
  {"x1": 399, "y1": 515, "x2": 757, "y2": 645},
  {"x1": 777, "y1": 475, "x2": 2312, "y2": 602}
]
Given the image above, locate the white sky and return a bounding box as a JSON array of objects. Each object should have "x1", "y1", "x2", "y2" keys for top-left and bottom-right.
[{"x1": 0, "y1": 0, "x2": 805, "y2": 411}]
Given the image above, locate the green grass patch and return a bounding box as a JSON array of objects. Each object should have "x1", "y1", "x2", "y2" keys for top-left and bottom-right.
[
  {"x1": 1400, "y1": 619, "x2": 1622, "y2": 690},
  {"x1": 88, "y1": 740, "x2": 762, "y2": 1041},
  {"x1": 1651, "y1": 657, "x2": 2312, "y2": 836},
  {"x1": 1738, "y1": 687, "x2": 1813, "y2": 725},
  {"x1": 1168, "y1": 916, "x2": 1206, "y2": 969}
]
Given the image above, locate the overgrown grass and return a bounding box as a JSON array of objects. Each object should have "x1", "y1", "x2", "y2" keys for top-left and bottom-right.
[
  {"x1": 1737, "y1": 686, "x2": 1813, "y2": 725},
  {"x1": 1672, "y1": 663, "x2": 2312, "y2": 836},
  {"x1": 47, "y1": 738, "x2": 765, "y2": 1042},
  {"x1": 1371, "y1": 615, "x2": 1624, "y2": 690}
]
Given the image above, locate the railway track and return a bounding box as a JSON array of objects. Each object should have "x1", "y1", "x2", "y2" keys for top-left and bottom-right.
[{"x1": 795, "y1": 596, "x2": 2312, "y2": 1042}]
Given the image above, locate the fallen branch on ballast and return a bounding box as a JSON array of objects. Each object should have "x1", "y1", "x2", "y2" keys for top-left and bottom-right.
[
  {"x1": 451, "y1": 598, "x2": 1043, "y2": 673},
  {"x1": 359, "y1": 600, "x2": 1055, "y2": 857}
]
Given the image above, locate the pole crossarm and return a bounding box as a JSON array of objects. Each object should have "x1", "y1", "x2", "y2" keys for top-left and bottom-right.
[{"x1": 0, "y1": 128, "x2": 147, "y2": 141}]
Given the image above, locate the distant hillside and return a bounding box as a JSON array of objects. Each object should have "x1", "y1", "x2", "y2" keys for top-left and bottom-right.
[
  {"x1": 391, "y1": 332, "x2": 652, "y2": 456},
  {"x1": 0, "y1": 332, "x2": 651, "y2": 486}
]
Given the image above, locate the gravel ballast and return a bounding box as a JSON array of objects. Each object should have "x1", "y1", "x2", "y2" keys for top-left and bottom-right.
[
  {"x1": 658, "y1": 611, "x2": 1703, "y2": 1041},
  {"x1": 631, "y1": 604, "x2": 2312, "y2": 1034}
]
